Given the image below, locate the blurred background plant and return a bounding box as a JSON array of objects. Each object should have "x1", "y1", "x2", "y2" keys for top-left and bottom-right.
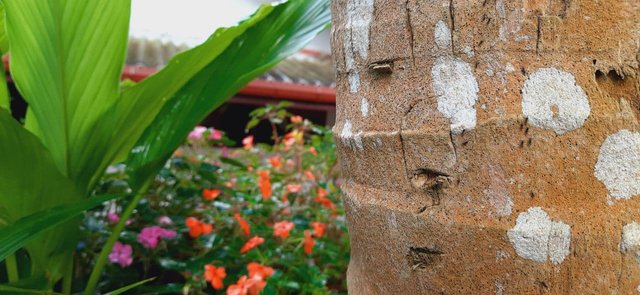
[{"x1": 78, "y1": 104, "x2": 348, "y2": 294}]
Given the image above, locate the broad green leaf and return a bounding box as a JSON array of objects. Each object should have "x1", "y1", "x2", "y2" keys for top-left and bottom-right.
[
  {"x1": 124, "y1": 0, "x2": 331, "y2": 188},
  {"x1": 0, "y1": 193, "x2": 119, "y2": 263},
  {"x1": 4, "y1": 0, "x2": 131, "y2": 190},
  {"x1": 0, "y1": 109, "x2": 85, "y2": 282},
  {"x1": 104, "y1": 277, "x2": 155, "y2": 295},
  {"x1": 0, "y1": 1, "x2": 8, "y2": 53}
]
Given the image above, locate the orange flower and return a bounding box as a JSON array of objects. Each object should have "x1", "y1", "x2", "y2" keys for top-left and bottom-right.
[
  {"x1": 245, "y1": 262, "x2": 274, "y2": 293},
  {"x1": 273, "y1": 221, "x2": 295, "y2": 239},
  {"x1": 308, "y1": 146, "x2": 318, "y2": 156},
  {"x1": 185, "y1": 217, "x2": 213, "y2": 238},
  {"x1": 247, "y1": 262, "x2": 274, "y2": 280},
  {"x1": 314, "y1": 196, "x2": 337, "y2": 211},
  {"x1": 240, "y1": 236, "x2": 265, "y2": 254},
  {"x1": 304, "y1": 170, "x2": 316, "y2": 181},
  {"x1": 242, "y1": 135, "x2": 254, "y2": 150},
  {"x1": 268, "y1": 155, "x2": 282, "y2": 168},
  {"x1": 303, "y1": 230, "x2": 315, "y2": 255},
  {"x1": 234, "y1": 213, "x2": 251, "y2": 236},
  {"x1": 316, "y1": 187, "x2": 328, "y2": 198},
  {"x1": 258, "y1": 170, "x2": 272, "y2": 199},
  {"x1": 202, "y1": 188, "x2": 221, "y2": 201},
  {"x1": 286, "y1": 184, "x2": 302, "y2": 193},
  {"x1": 290, "y1": 115, "x2": 303, "y2": 124},
  {"x1": 227, "y1": 275, "x2": 261, "y2": 295},
  {"x1": 204, "y1": 264, "x2": 226, "y2": 290},
  {"x1": 173, "y1": 148, "x2": 184, "y2": 157},
  {"x1": 314, "y1": 187, "x2": 336, "y2": 210},
  {"x1": 311, "y1": 222, "x2": 326, "y2": 238}
]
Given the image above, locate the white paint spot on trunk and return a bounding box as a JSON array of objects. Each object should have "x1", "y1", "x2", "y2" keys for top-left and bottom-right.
[
  {"x1": 507, "y1": 207, "x2": 571, "y2": 265},
  {"x1": 360, "y1": 97, "x2": 369, "y2": 117},
  {"x1": 434, "y1": 20, "x2": 451, "y2": 49},
  {"x1": 343, "y1": 0, "x2": 374, "y2": 93},
  {"x1": 431, "y1": 21, "x2": 479, "y2": 135},
  {"x1": 432, "y1": 57, "x2": 479, "y2": 134},
  {"x1": 595, "y1": 130, "x2": 640, "y2": 200},
  {"x1": 521, "y1": 68, "x2": 591, "y2": 134},
  {"x1": 621, "y1": 222, "x2": 640, "y2": 252},
  {"x1": 340, "y1": 120, "x2": 353, "y2": 144}
]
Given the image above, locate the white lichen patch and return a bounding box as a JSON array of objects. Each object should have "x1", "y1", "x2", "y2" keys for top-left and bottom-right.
[
  {"x1": 595, "y1": 130, "x2": 640, "y2": 200},
  {"x1": 521, "y1": 68, "x2": 591, "y2": 134},
  {"x1": 432, "y1": 57, "x2": 479, "y2": 134},
  {"x1": 343, "y1": 0, "x2": 374, "y2": 93},
  {"x1": 360, "y1": 97, "x2": 369, "y2": 117},
  {"x1": 353, "y1": 131, "x2": 364, "y2": 150},
  {"x1": 431, "y1": 21, "x2": 479, "y2": 135},
  {"x1": 507, "y1": 207, "x2": 571, "y2": 265},
  {"x1": 340, "y1": 120, "x2": 353, "y2": 145},
  {"x1": 434, "y1": 20, "x2": 451, "y2": 49},
  {"x1": 621, "y1": 222, "x2": 640, "y2": 252}
]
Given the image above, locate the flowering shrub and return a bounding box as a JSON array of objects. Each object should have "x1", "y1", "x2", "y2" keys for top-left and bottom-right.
[{"x1": 79, "y1": 103, "x2": 348, "y2": 294}]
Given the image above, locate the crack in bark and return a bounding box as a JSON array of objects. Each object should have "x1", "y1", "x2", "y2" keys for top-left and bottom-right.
[
  {"x1": 405, "y1": 0, "x2": 415, "y2": 65},
  {"x1": 449, "y1": 130, "x2": 458, "y2": 163},
  {"x1": 535, "y1": 16, "x2": 542, "y2": 55},
  {"x1": 449, "y1": 0, "x2": 455, "y2": 56}
]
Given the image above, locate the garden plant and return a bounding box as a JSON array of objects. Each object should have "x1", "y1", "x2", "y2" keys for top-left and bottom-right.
[
  {"x1": 0, "y1": 0, "x2": 330, "y2": 293},
  {"x1": 80, "y1": 103, "x2": 348, "y2": 294}
]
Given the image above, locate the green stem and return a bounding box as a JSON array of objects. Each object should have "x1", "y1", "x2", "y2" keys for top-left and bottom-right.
[
  {"x1": 62, "y1": 254, "x2": 73, "y2": 295},
  {"x1": 83, "y1": 181, "x2": 152, "y2": 295},
  {"x1": 5, "y1": 254, "x2": 19, "y2": 282}
]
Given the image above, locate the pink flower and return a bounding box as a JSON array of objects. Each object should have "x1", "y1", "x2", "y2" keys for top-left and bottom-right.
[
  {"x1": 209, "y1": 129, "x2": 223, "y2": 140},
  {"x1": 189, "y1": 126, "x2": 207, "y2": 140},
  {"x1": 107, "y1": 213, "x2": 120, "y2": 224},
  {"x1": 137, "y1": 226, "x2": 176, "y2": 249},
  {"x1": 109, "y1": 242, "x2": 133, "y2": 268},
  {"x1": 242, "y1": 135, "x2": 254, "y2": 150}
]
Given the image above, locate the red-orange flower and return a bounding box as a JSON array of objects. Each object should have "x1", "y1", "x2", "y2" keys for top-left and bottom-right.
[
  {"x1": 242, "y1": 135, "x2": 254, "y2": 150},
  {"x1": 290, "y1": 115, "x2": 303, "y2": 124},
  {"x1": 227, "y1": 275, "x2": 261, "y2": 295},
  {"x1": 186, "y1": 217, "x2": 213, "y2": 238},
  {"x1": 240, "y1": 236, "x2": 265, "y2": 254},
  {"x1": 204, "y1": 264, "x2": 226, "y2": 290},
  {"x1": 246, "y1": 262, "x2": 274, "y2": 293},
  {"x1": 314, "y1": 188, "x2": 336, "y2": 210},
  {"x1": 273, "y1": 221, "x2": 295, "y2": 239},
  {"x1": 316, "y1": 187, "x2": 328, "y2": 198},
  {"x1": 258, "y1": 170, "x2": 272, "y2": 199},
  {"x1": 202, "y1": 188, "x2": 221, "y2": 201},
  {"x1": 268, "y1": 155, "x2": 282, "y2": 168},
  {"x1": 304, "y1": 170, "x2": 316, "y2": 181},
  {"x1": 314, "y1": 196, "x2": 337, "y2": 211},
  {"x1": 234, "y1": 213, "x2": 251, "y2": 236},
  {"x1": 311, "y1": 222, "x2": 326, "y2": 238},
  {"x1": 308, "y1": 146, "x2": 318, "y2": 156},
  {"x1": 247, "y1": 262, "x2": 274, "y2": 280},
  {"x1": 303, "y1": 230, "x2": 315, "y2": 255}
]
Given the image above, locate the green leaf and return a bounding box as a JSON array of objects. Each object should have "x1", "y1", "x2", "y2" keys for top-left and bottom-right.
[
  {"x1": 0, "y1": 109, "x2": 85, "y2": 280},
  {"x1": 0, "y1": 2, "x2": 9, "y2": 113},
  {"x1": 0, "y1": 193, "x2": 119, "y2": 263},
  {"x1": 123, "y1": 0, "x2": 331, "y2": 189},
  {"x1": 0, "y1": 285, "x2": 62, "y2": 295},
  {"x1": 104, "y1": 277, "x2": 155, "y2": 295},
  {"x1": 4, "y1": 0, "x2": 131, "y2": 190}
]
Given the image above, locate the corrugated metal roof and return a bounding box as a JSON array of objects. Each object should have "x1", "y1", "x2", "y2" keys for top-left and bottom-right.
[{"x1": 126, "y1": 37, "x2": 335, "y2": 87}]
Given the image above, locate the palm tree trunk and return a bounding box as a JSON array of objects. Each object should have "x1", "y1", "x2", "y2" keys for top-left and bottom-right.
[{"x1": 331, "y1": 0, "x2": 640, "y2": 293}]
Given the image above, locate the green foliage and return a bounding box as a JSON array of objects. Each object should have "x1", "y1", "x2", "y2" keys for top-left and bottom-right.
[
  {"x1": 0, "y1": 0, "x2": 330, "y2": 292},
  {"x1": 80, "y1": 108, "x2": 348, "y2": 294}
]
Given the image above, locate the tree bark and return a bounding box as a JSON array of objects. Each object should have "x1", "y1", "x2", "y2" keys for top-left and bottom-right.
[{"x1": 331, "y1": 0, "x2": 640, "y2": 293}]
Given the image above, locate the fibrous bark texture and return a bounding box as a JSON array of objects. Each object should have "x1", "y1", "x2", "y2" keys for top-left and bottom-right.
[{"x1": 331, "y1": 0, "x2": 640, "y2": 293}]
